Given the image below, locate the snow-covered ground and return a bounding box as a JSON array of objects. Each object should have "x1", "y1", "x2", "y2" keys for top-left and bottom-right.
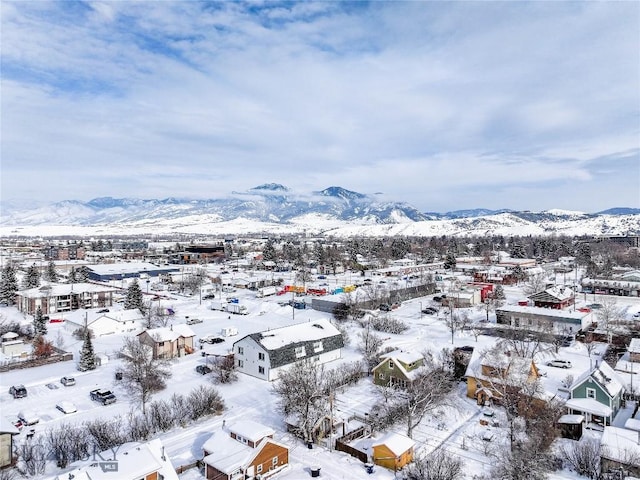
[{"x1": 3, "y1": 272, "x2": 640, "y2": 479}]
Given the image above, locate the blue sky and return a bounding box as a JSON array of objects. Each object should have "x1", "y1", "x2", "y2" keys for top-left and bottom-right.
[{"x1": 1, "y1": 1, "x2": 638, "y2": 213}]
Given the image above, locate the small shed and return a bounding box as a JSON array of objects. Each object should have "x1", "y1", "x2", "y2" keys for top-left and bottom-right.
[
  {"x1": 558, "y1": 414, "x2": 584, "y2": 440},
  {"x1": 371, "y1": 432, "x2": 415, "y2": 471}
]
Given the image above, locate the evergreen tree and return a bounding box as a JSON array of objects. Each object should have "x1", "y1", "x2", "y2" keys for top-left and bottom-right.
[
  {"x1": 263, "y1": 239, "x2": 277, "y2": 262},
  {"x1": 44, "y1": 261, "x2": 59, "y2": 282},
  {"x1": 33, "y1": 306, "x2": 48, "y2": 336},
  {"x1": 444, "y1": 253, "x2": 457, "y2": 270},
  {"x1": 23, "y1": 263, "x2": 41, "y2": 289},
  {"x1": 68, "y1": 266, "x2": 78, "y2": 284},
  {"x1": 0, "y1": 264, "x2": 18, "y2": 305},
  {"x1": 79, "y1": 329, "x2": 96, "y2": 371},
  {"x1": 124, "y1": 280, "x2": 144, "y2": 312},
  {"x1": 77, "y1": 266, "x2": 90, "y2": 282}
]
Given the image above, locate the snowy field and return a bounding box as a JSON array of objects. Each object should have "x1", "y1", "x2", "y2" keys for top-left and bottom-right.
[{"x1": 2, "y1": 270, "x2": 640, "y2": 479}]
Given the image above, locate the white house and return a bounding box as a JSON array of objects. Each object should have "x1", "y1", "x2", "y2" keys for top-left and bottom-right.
[
  {"x1": 65, "y1": 310, "x2": 145, "y2": 337},
  {"x1": 48, "y1": 438, "x2": 178, "y2": 480},
  {"x1": 233, "y1": 319, "x2": 344, "y2": 381}
]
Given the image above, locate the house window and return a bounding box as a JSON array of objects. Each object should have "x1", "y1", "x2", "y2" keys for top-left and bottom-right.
[
  {"x1": 258, "y1": 352, "x2": 265, "y2": 360},
  {"x1": 378, "y1": 373, "x2": 385, "y2": 379},
  {"x1": 587, "y1": 387, "x2": 596, "y2": 399},
  {"x1": 238, "y1": 360, "x2": 244, "y2": 368},
  {"x1": 295, "y1": 346, "x2": 306, "y2": 358},
  {"x1": 272, "y1": 456, "x2": 278, "y2": 466},
  {"x1": 158, "y1": 342, "x2": 165, "y2": 347},
  {"x1": 313, "y1": 341, "x2": 323, "y2": 353},
  {"x1": 258, "y1": 366, "x2": 265, "y2": 375},
  {"x1": 237, "y1": 346, "x2": 244, "y2": 355},
  {"x1": 388, "y1": 360, "x2": 394, "y2": 369},
  {"x1": 257, "y1": 464, "x2": 263, "y2": 473}
]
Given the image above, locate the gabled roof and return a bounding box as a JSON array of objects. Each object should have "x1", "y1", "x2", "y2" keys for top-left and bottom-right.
[
  {"x1": 203, "y1": 430, "x2": 288, "y2": 474},
  {"x1": 379, "y1": 349, "x2": 423, "y2": 366},
  {"x1": 49, "y1": 438, "x2": 178, "y2": 480},
  {"x1": 229, "y1": 420, "x2": 275, "y2": 443},
  {"x1": 601, "y1": 426, "x2": 640, "y2": 467},
  {"x1": 528, "y1": 286, "x2": 574, "y2": 303},
  {"x1": 628, "y1": 338, "x2": 640, "y2": 354},
  {"x1": 20, "y1": 282, "x2": 117, "y2": 298},
  {"x1": 372, "y1": 432, "x2": 415, "y2": 456},
  {"x1": 571, "y1": 361, "x2": 625, "y2": 399},
  {"x1": 236, "y1": 319, "x2": 344, "y2": 369},
  {"x1": 139, "y1": 324, "x2": 195, "y2": 342}
]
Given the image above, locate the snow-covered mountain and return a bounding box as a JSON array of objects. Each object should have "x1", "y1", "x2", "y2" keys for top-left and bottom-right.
[{"x1": 1, "y1": 185, "x2": 639, "y2": 238}]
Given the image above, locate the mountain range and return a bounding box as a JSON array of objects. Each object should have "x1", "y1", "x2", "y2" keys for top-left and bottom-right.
[{"x1": 1, "y1": 184, "x2": 639, "y2": 238}]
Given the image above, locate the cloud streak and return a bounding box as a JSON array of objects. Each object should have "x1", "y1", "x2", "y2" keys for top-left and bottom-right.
[{"x1": 1, "y1": 1, "x2": 638, "y2": 213}]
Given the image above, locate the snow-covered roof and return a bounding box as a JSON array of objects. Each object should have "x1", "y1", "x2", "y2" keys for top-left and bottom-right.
[
  {"x1": 528, "y1": 285, "x2": 574, "y2": 302},
  {"x1": 140, "y1": 324, "x2": 195, "y2": 342},
  {"x1": 203, "y1": 430, "x2": 287, "y2": 474},
  {"x1": 571, "y1": 361, "x2": 625, "y2": 399},
  {"x1": 601, "y1": 426, "x2": 640, "y2": 467},
  {"x1": 629, "y1": 338, "x2": 640, "y2": 354},
  {"x1": 624, "y1": 418, "x2": 640, "y2": 432},
  {"x1": 565, "y1": 398, "x2": 613, "y2": 417},
  {"x1": 88, "y1": 262, "x2": 177, "y2": 275},
  {"x1": 229, "y1": 420, "x2": 275, "y2": 443},
  {"x1": 50, "y1": 438, "x2": 178, "y2": 480},
  {"x1": 371, "y1": 432, "x2": 416, "y2": 456},
  {"x1": 20, "y1": 282, "x2": 117, "y2": 298},
  {"x1": 498, "y1": 304, "x2": 590, "y2": 321},
  {"x1": 558, "y1": 414, "x2": 584, "y2": 425},
  {"x1": 250, "y1": 318, "x2": 340, "y2": 351},
  {"x1": 379, "y1": 349, "x2": 423, "y2": 366},
  {"x1": 0, "y1": 416, "x2": 20, "y2": 434}
]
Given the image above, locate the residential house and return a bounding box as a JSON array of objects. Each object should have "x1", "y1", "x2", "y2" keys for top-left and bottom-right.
[
  {"x1": 371, "y1": 432, "x2": 415, "y2": 471},
  {"x1": 465, "y1": 347, "x2": 541, "y2": 406},
  {"x1": 528, "y1": 286, "x2": 575, "y2": 309},
  {"x1": 629, "y1": 338, "x2": 640, "y2": 363},
  {"x1": 65, "y1": 310, "x2": 145, "y2": 337},
  {"x1": 16, "y1": 283, "x2": 117, "y2": 315},
  {"x1": 137, "y1": 324, "x2": 196, "y2": 359},
  {"x1": 566, "y1": 361, "x2": 625, "y2": 426},
  {"x1": 496, "y1": 305, "x2": 594, "y2": 336},
  {"x1": 372, "y1": 350, "x2": 424, "y2": 388},
  {"x1": 202, "y1": 420, "x2": 289, "y2": 480},
  {"x1": 232, "y1": 319, "x2": 344, "y2": 381},
  {"x1": 48, "y1": 438, "x2": 178, "y2": 480},
  {"x1": 600, "y1": 426, "x2": 640, "y2": 477},
  {"x1": 0, "y1": 417, "x2": 19, "y2": 468}
]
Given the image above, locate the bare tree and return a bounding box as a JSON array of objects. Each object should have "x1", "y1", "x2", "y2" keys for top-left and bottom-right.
[
  {"x1": 559, "y1": 438, "x2": 602, "y2": 479},
  {"x1": 357, "y1": 324, "x2": 384, "y2": 370},
  {"x1": 489, "y1": 440, "x2": 553, "y2": 480},
  {"x1": 272, "y1": 360, "x2": 330, "y2": 443},
  {"x1": 596, "y1": 297, "x2": 625, "y2": 342},
  {"x1": 85, "y1": 417, "x2": 127, "y2": 451},
  {"x1": 119, "y1": 336, "x2": 172, "y2": 414},
  {"x1": 522, "y1": 272, "x2": 548, "y2": 296},
  {"x1": 402, "y1": 449, "x2": 464, "y2": 480},
  {"x1": 211, "y1": 355, "x2": 238, "y2": 384},
  {"x1": 17, "y1": 439, "x2": 46, "y2": 476},
  {"x1": 371, "y1": 353, "x2": 456, "y2": 438}
]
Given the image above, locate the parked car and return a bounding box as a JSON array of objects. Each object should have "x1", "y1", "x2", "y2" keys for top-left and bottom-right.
[
  {"x1": 379, "y1": 304, "x2": 391, "y2": 312},
  {"x1": 60, "y1": 376, "x2": 76, "y2": 386},
  {"x1": 200, "y1": 335, "x2": 225, "y2": 344},
  {"x1": 49, "y1": 318, "x2": 64, "y2": 323},
  {"x1": 18, "y1": 410, "x2": 39, "y2": 426},
  {"x1": 547, "y1": 359, "x2": 572, "y2": 369},
  {"x1": 90, "y1": 389, "x2": 116, "y2": 405},
  {"x1": 56, "y1": 401, "x2": 77, "y2": 414},
  {"x1": 9, "y1": 385, "x2": 27, "y2": 398},
  {"x1": 5, "y1": 415, "x2": 23, "y2": 431},
  {"x1": 186, "y1": 317, "x2": 203, "y2": 325},
  {"x1": 97, "y1": 308, "x2": 110, "y2": 313},
  {"x1": 46, "y1": 383, "x2": 59, "y2": 390},
  {"x1": 422, "y1": 307, "x2": 438, "y2": 315},
  {"x1": 196, "y1": 365, "x2": 212, "y2": 375}
]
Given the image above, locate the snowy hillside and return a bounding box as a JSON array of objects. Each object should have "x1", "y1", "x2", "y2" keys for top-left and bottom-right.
[{"x1": 1, "y1": 185, "x2": 639, "y2": 237}]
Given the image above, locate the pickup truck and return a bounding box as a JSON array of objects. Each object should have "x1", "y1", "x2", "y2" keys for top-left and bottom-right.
[{"x1": 90, "y1": 389, "x2": 117, "y2": 405}]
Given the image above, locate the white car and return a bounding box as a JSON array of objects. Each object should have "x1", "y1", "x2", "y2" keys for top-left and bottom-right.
[{"x1": 56, "y1": 401, "x2": 77, "y2": 414}]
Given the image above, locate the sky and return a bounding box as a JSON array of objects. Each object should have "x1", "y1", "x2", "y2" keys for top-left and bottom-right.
[{"x1": 1, "y1": 1, "x2": 639, "y2": 214}]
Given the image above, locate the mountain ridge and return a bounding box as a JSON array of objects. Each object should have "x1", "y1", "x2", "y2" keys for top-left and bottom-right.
[{"x1": 1, "y1": 185, "x2": 639, "y2": 237}]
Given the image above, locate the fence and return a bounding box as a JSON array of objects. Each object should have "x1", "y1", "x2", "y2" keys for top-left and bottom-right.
[
  {"x1": 0, "y1": 349, "x2": 73, "y2": 372},
  {"x1": 334, "y1": 425, "x2": 370, "y2": 463},
  {"x1": 175, "y1": 460, "x2": 202, "y2": 474}
]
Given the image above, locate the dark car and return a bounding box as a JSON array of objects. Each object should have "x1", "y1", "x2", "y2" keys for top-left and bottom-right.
[
  {"x1": 9, "y1": 385, "x2": 27, "y2": 399},
  {"x1": 97, "y1": 308, "x2": 110, "y2": 313},
  {"x1": 379, "y1": 304, "x2": 391, "y2": 312},
  {"x1": 422, "y1": 307, "x2": 438, "y2": 315},
  {"x1": 196, "y1": 365, "x2": 212, "y2": 375}
]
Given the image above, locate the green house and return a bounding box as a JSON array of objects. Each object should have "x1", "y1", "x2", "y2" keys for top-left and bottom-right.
[
  {"x1": 566, "y1": 361, "x2": 625, "y2": 426},
  {"x1": 373, "y1": 350, "x2": 424, "y2": 389}
]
